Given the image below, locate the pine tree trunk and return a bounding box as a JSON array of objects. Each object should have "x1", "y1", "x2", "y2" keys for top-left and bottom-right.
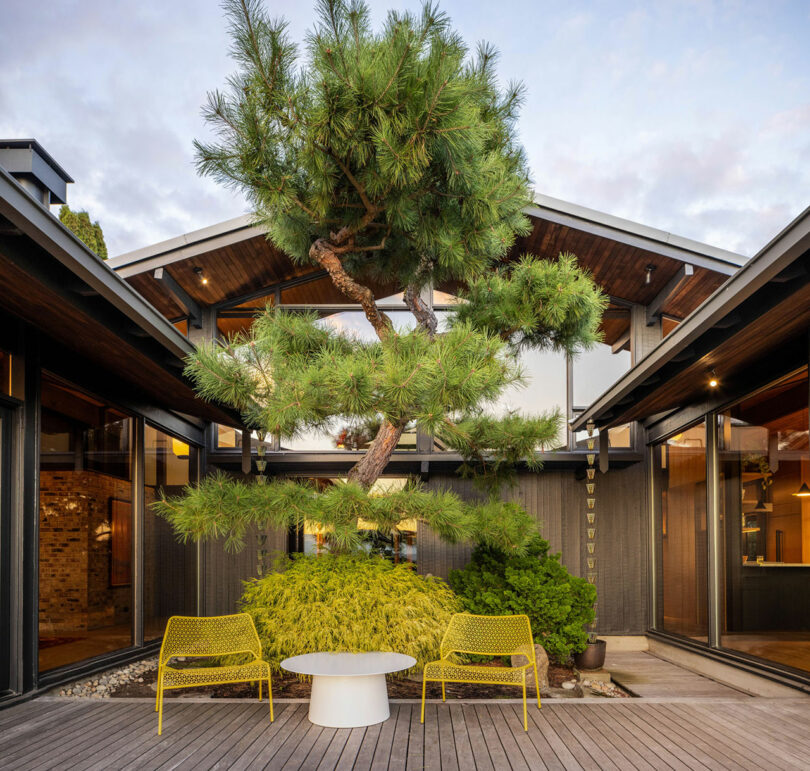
[
  {"x1": 347, "y1": 419, "x2": 407, "y2": 488},
  {"x1": 309, "y1": 238, "x2": 416, "y2": 489}
]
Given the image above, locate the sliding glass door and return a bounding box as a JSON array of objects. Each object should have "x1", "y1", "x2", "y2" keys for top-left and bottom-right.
[{"x1": 0, "y1": 404, "x2": 12, "y2": 696}]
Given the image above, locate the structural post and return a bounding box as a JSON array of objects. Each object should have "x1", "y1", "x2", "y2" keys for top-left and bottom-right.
[
  {"x1": 132, "y1": 418, "x2": 145, "y2": 648},
  {"x1": 647, "y1": 444, "x2": 659, "y2": 631},
  {"x1": 706, "y1": 415, "x2": 722, "y2": 648}
]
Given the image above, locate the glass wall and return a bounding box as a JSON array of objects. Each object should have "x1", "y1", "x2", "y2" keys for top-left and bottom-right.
[
  {"x1": 39, "y1": 375, "x2": 134, "y2": 672},
  {"x1": 292, "y1": 477, "x2": 417, "y2": 566},
  {"x1": 0, "y1": 350, "x2": 10, "y2": 396},
  {"x1": 654, "y1": 421, "x2": 709, "y2": 640},
  {"x1": 143, "y1": 425, "x2": 198, "y2": 640},
  {"x1": 718, "y1": 369, "x2": 810, "y2": 672}
]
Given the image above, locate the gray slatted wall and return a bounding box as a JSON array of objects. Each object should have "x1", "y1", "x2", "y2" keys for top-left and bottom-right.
[{"x1": 422, "y1": 463, "x2": 648, "y2": 634}]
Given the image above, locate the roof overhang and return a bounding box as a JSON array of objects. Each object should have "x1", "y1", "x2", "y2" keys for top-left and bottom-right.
[
  {"x1": 0, "y1": 167, "x2": 240, "y2": 426},
  {"x1": 571, "y1": 205, "x2": 810, "y2": 432}
]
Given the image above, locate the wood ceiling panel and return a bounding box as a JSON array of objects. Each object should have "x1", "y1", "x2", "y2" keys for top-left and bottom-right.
[
  {"x1": 123, "y1": 212, "x2": 732, "y2": 326},
  {"x1": 617, "y1": 282, "x2": 810, "y2": 425},
  {"x1": 0, "y1": 251, "x2": 234, "y2": 424}
]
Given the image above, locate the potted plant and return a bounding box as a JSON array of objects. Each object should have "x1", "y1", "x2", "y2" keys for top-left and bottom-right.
[{"x1": 574, "y1": 632, "x2": 606, "y2": 671}]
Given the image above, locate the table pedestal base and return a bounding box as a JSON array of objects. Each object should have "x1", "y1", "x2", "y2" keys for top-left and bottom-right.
[{"x1": 309, "y1": 673, "x2": 390, "y2": 727}]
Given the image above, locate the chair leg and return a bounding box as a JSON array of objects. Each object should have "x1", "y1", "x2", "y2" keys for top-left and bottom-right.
[
  {"x1": 441, "y1": 680, "x2": 446, "y2": 702},
  {"x1": 258, "y1": 679, "x2": 262, "y2": 702},
  {"x1": 267, "y1": 675, "x2": 274, "y2": 723},
  {"x1": 420, "y1": 671, "x2": 427, "y2": 724},
  {"x1": 522, "y1": 673, "x2": 528, "y2": 732},
  {"x1": 155, "y1": 665, "x2": 161, "y2": 712},
  {"x1": 157, "y1": 673, "x2": 165, "y2": 736},
  {"x1": 533, "y1": 663, "x2": 541, "y2": 709}
]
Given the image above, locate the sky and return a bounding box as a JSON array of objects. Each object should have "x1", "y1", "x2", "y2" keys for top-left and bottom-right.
[{"x1": 1, "y1": 0, "x2": 808, "y2": 259}]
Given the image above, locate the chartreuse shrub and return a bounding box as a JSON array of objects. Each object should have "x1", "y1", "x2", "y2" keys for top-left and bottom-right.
[
  {"x1": 238, "y1": 553, "x2": 461, "y2": 673},
  {"x1": 448, "y1": 536, "x2": 596, "y2": 663}
]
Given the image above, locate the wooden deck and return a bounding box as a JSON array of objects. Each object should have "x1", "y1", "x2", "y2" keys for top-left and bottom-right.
[{"x1": 3, "y1": 696, "x2": 810, "y2": 770}]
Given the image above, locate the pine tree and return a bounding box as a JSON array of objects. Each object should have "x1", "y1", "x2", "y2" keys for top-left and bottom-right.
[
  {"x1": 156, "y1": 0, "x2": 607, "y2": 554},
  {"x1": 59, "y1": 205, "x2": 108, "y2": 259}
]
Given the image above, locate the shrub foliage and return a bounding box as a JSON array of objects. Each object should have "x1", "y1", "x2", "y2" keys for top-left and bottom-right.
[
  {"x1": 448, "y1": 536, "x2": 596, "y2": 663},
  {"x1": 239, "y1": 553, "x2": 461, "y2": 672}
]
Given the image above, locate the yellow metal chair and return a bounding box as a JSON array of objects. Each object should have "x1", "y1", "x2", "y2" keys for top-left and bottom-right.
[
  {"x1": 421, "y1": 613, "x2": 541, "y2": 731},
  {"x1": 155, "y1": 613, "x2": 273, "y2": 735}
]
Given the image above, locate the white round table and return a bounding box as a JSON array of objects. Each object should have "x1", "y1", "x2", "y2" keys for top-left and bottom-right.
[{"x1": 280, "y1": 651, "x2": 416, "y2": 728}]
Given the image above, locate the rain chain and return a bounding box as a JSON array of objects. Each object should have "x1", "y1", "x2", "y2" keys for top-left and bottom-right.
[
  {"x1": 585, "y1": 420, "x2": 598, "y2": 638},
  {"x1": 254, "y1": 431, "x2": 269, "y2": 576}
]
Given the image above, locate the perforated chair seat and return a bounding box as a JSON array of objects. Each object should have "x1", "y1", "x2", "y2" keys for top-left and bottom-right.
[
  {"x1": 421, "y1": 613, "x2": 541, "y2": 732},
  {"x1": 423, "y1": 659, "x2": 532, "y2": 685},
  {"x1": 155, "y1": 613, "x2": 273, "y2": 735},
  {"x1": 162, "y1": 659, "x2": 271, "y2": 689}
]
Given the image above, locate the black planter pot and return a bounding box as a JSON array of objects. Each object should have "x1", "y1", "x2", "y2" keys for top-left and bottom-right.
[{"x1": 573, "y1": 639, "x2": 607, "y2": 670}]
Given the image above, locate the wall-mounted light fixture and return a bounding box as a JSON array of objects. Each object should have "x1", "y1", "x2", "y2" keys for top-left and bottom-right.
[
  {"x1": 708, "y1": 369, "x2": 719, "y2": 388},
  {"x1": 193, "y1": 267, "x2": 209, "y2": 285},
  {"x1": 645, "y1": 264, "x2": 657, "y2": 285}
]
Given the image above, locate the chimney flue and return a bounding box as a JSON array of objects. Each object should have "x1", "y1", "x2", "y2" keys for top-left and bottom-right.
[{"x1": 0, "y1": 139, "x2": 73, "y2": 207}]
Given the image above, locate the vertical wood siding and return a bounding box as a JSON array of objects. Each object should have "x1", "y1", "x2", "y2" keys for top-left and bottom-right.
[
  {"x1": 201, "y1": 465, "x2": 648, "y2": 635},
  {"x1": 423, "y1": 463, "x2": 648, "y2": 634}
]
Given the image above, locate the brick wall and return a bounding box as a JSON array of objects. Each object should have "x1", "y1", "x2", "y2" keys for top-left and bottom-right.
[{"x1": 39, "y1": 471, "x2": 132, "y2": 634}]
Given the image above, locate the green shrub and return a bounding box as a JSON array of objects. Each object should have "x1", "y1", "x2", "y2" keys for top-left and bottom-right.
[
  {"x1": 448, "y1": 536, "x2": 596, "y2": 663},
  {"x1": 239, "y1": 553, "x2": 462, "y2": 673}
]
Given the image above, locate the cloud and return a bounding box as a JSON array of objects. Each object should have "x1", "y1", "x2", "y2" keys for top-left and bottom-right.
[{"x1": 0, "y1": 0, "x2": 807, "y2": 259}]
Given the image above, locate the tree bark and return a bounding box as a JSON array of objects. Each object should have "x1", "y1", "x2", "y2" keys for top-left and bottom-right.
[
  {"x1": 404, "y1": 283, "x2": 437, "y2": 338},
  {"x1": 310, "y1": 238, "x2": 392, "y2": 341},
  {"x1": 308, "y1": 238, "x2": 415, "y2": 489},
  {"x1": 347, "y1": 419, "x2": 408, "y2": 488}
]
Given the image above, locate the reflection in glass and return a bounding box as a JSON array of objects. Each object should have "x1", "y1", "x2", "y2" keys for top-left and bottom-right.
[
  {"x1": 294, "y1": 478, "x2": 417, "y2": 566},
  {"x1": 572, "y1": 343, "x2": 631, "y2": 408},
  {"x1": 655, "y1": 421, "x2": 708, "y2": 640},
  {"x1": 0, "y1": 350, "x2": 10, "y2": 396},
  {"x1": 144, "y1": 426, "x2": 198, "y2": 640},
  {"x1": 39, "y1": 375, "x2": 133, "y2": 672},
  {"x1": 719, "y1": 369, "x2": 810, "y2": 672}
]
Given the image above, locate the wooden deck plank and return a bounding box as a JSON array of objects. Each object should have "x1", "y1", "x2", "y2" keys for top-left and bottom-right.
[
  {"x1": 532, "y1": 706, "x2": 604, "y2": 771},
  {"x1": 436, "y1": 704, "x2": 460, "y2": 771},
  {"x1": 387, "y1": 702, "x2": 412, "y2": 771},
  {"x1": 371, "y1": 705, "x2": 400, "y2": 771},
  {"x1": 613, "y1": 705, "x2": 716, "y2": 771},
  {"x1": 570, "y1": 702, "x2": 663, "y2": 771},
  {"x1": 558, "y1": 704, "x2": 650, "y2": 771},
  {"x1": 314, "y1": 728, "x2": 351, "y2": 771},
  {"x1": 299, "y1": 725, "x2": 338, "y2": 771},
  {"x1": 484, "y1": 703, "x2": 530, "y2": 771},
  {"x1": 524, "y1": 707, "x2": 583, "y2": 771},
  {"x1": 253, "y1": 703, "x2": 315, "y2": 769},
  {"x1": 502, "y1": 704, "x2": 550, "y2": 770},
  {"x1": 725, "y1": 700, "x2": 810, "y2": 752},
  {"x1": 279, "y1": 720, "x2": 325, "y2": 770},
  {"x1": 230, "y1": 703, "x2": 309, "y2": 771},
  {"x1": 5, "y1": 697, "x2": 810, "y2": 770},
  {"x1": 665, "y1": 703, "x2": 795, "y2": 771},
  {"x1": 644, "y1": 703, "x2": 757, "y2": 771},
  {"x1": 0, "y1": 699, "x2": 64, "y2": 729},
  {"x1": 11, "y1": 702, "x2": 141, "y2": 770},
  {"x1": 459, "y1": 704, "x2": 495, "y2": 771},
  {"x1": 472, "y1": 704, "x2": 511, "y2": 770},
  {"x1": 0, "y1": 701, "x2": 90, "y2": 750},
  {"x1": 350, "y1": 718, "x2": 383, "y2": 771},
  {"x1": 421, "y1": 704, "x2": 441, "y2": 771},
  {"x1": 332, "y1": 726, "x2": 366, "y2": 770},
  {"x1": 176, "y1": 703, "x2": 266, "y2": 771},
  {"x1": 405, "y1": 703, "x2": 425, "y2": 771},
  {"x1": 81, "y1": 702, "x2": 206, "y2": 770},
  {"x1": 448, "y1": 703, "x2": 475, "y2": 771},
  {"x1": 141, "y1": 703, "x2": 245, "y2": 771},
  {"x1": 73, "y1": 702, "x2": 176, "y2": 771}
]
